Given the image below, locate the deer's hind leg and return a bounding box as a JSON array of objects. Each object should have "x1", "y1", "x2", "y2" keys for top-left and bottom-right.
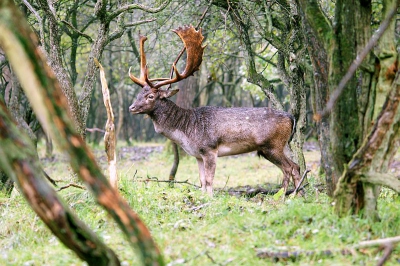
[
  {"x1": 257, "y1": 147, "x2": 301, "y2": 192},
  {"x1": 199, "y1": 151, "x2": 217, "y2": 196},
  {"x1": 196, "y1": 158, "x2": 206, "y2": 193}
]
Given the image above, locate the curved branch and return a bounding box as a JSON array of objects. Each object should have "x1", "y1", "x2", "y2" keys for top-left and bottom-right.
[
  {"x1": 108, "y1": 0, "x2": 172, "y2": 21},
  {"x1": 22, "y1": 0, "x2": 45, "y2": 45},
  {"x1": 228, "y1": 7, "x2": 283, "y2": 110},
  {"x1": 124, "y1": 18, "x2": 157, "y2": 28},
  {"x1": 360, "y1": 173, "x2": 400, "y2": 193},
  {"x1": 61, "y1": 20, "x2": 93, "y2": 43}
]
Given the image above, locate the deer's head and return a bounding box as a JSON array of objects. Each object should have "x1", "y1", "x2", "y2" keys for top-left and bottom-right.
[{"x1": 129, "y1": 25, "x2": 206, "y2": 114}]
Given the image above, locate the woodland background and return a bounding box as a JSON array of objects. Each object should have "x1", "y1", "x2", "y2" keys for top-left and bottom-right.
[{"x1": 0, "y1": 0, "x2": 399, "y2": 265}]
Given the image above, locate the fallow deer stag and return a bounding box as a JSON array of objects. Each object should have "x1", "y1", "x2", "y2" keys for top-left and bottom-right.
[{"x1": 129, "y1": 25, "x2": 301, "y2": 196}]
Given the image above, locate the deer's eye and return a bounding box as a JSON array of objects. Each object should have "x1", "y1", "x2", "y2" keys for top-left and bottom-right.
[{"x1": 148, "y1": 94, "x2": 154, "y2": 100}]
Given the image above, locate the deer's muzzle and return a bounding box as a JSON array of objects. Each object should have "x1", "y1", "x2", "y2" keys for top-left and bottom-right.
[{"x1": 129, "y1": 104, "x2": 139, "y2": 114}]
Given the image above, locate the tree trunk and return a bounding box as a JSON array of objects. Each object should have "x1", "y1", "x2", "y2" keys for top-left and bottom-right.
[
  {"x1": 299, "y1": 0, "x2": 368, "y2": 196},
  {"x1": 300, "y1": 0, "x2": 399, "y2": 219},
  {"x1": 334, "y1": 0, "x2": 399, "y2": 220},
  {"x1": 79, "y1": 23, "x2": 109, "y2": 135},
  {"x1": 334, "y1": 71, "x2": 400, "y2": 220},
  {"x1": 305, "y1": 27, "x2": 335, "y2": 195},
  {"x1": 37, "y1": 0, "x2": 85, "y2": 136},
  {"x1": 286, "y1": 1, "x2": 307, "y2": 175}
]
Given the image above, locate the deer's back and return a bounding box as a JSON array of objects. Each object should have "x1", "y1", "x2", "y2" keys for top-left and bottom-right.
[{"x1": 192, "y1": 106, "x2": 294, "y2": 156}]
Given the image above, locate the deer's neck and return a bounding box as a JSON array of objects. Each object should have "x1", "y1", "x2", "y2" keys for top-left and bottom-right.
[{"x1": 149, "y1": 99, "x2": 195, "y2": 137}]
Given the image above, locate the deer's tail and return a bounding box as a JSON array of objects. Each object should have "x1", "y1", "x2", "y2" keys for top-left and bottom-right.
[{"x1": 288, "y1": 115, "x2": 296, "y2": 143}]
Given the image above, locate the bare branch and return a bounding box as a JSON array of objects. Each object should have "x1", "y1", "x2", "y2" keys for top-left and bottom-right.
[
  {"x1": 134, "y1": 178, "x2": 201, "y2": 188},
  {"x1": 57, "y1": 183, "x2": 86, "y2": 191},
  {"x1": 108, "y1": 0, "x2": 172, "y2": 21},
  {"x1": 360, "y1": 173, "x2": 400, "y2": 193},
  {"x1": 22, "y1": 0, "x2": 44, "y2": 45},
  {"x1": 257, "y1": 235, "x2": 400, "y2": 260},
  {"x1": 354, "y1": 236, "x2": 400, "y2": 248},
  {"x1": 292, "y1": 169, "x2": 310, "y2": 196},
  {"x1": 86, "y1": 127, "x2": 106, "y2": 133},
  {"x1": 61, "y1": 20, "x2": 93, "y2": 43},
  {"x1": 124, "y1": 18, "x2": 157, "y2": 28},
  {"x1": 376, "y1": 244, "x2": 394, "y2": 266}
]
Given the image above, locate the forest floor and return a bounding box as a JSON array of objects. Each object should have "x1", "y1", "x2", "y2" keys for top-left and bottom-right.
[{"x1": 0, "y1": 140, "x2": 399, "y2": 265}]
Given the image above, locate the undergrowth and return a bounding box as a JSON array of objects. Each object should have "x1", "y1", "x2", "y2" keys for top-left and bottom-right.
[{"x1": 0, "y1": 143, "x2": 399, "y2": 265}]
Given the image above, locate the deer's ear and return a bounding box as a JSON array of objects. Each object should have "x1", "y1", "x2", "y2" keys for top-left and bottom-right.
[{"x1": 159, "y1": 89, "x2": 179, "y2": 99}]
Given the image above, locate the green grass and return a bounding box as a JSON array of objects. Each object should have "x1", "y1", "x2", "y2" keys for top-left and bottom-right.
[{"x1": 1, "y1": 142, "x2": 399, "y2": 265}]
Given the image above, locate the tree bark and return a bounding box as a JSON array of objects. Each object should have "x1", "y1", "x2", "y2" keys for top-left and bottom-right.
[
  {"x1": 334, "y1": 0, "x2": 399, "y2": 220},
  {"x1": 298, "y1": 0, "x2": 339, "y2": 196},
  {"x1": 300, "y1": 0, "x2": 399, "y2": 219},
  {"x1": 298, "y1": 0, "x2": 374, "y2": 196},
  {"x1": 285, "y1": 1, "x2": 307, "y2": 174},
  {"x1": 37, "y1": 0, "x2": 85, "y2": 136},
  {"x1": 335, "y1": 71, "x2": 400, "y2": 220}
]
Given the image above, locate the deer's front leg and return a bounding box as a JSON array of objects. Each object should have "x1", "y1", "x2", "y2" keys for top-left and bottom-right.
[
  {"x1": 200, "y1": 151, "x2": 217, "y2": 196},
  {"x1": 196, "y1": 158, "x2": 206, "y2": 192}
]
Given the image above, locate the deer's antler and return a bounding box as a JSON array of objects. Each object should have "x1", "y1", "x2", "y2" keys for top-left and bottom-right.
[
  {"x1": 129, "y1": 35, "x2": 153, "y2": 87},
  {"x1": 129, "y1": 25, "x2": 205, "y2": 89},
  {"x1": 154, "y1": 25, "x2": 206, "y2": 89}
]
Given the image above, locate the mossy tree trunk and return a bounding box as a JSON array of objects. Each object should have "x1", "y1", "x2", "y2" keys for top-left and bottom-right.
[
  {"x1": 334, "y1": 0, "x2": 399, "y2": 219},
  {"x1": 299, "y1": 0, "x2": 399, "y2": 219},
  {"x1": 298, "y1": 0, "x2": 362, "y2": 195},
  {"x1": 299, "y1": 1, "x2": 334, "y2": 194}
]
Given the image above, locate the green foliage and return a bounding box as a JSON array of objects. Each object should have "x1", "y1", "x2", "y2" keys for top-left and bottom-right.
[{"x1": 1, "y1": 145, "x2": 399, "y2": 265}]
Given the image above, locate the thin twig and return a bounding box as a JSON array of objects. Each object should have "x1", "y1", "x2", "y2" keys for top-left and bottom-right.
[
  {"x1": 292, "y1": 169, "x2": 310, "y2": 196},
  {"x1": 222, "y1": 175, "x2": 231, "y2": 190},
  {"x1": 43, "y1": 170, "x2": 58, "y2": 187},
  {"x1": 205, "y1": 251, "x2": 218, "y2": 265},
  {"x1": 186, "y1": 203, "x2": 211, "y2": 212},
  {"x1": 257, "y1": 235, "x2": 400, "y2": 260},
  {"x1": 377, "y1": 244, "x2": 394, "y2": 266},
  {"x1": 86, "y1": 127, "x2": 106, "y2": 133},
  {"x1": 134, "y1": 178, "x2": 200, "y2": 188},
  {"x1": 57, "y1": 183, "x2": 86, "y2": 191}
]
